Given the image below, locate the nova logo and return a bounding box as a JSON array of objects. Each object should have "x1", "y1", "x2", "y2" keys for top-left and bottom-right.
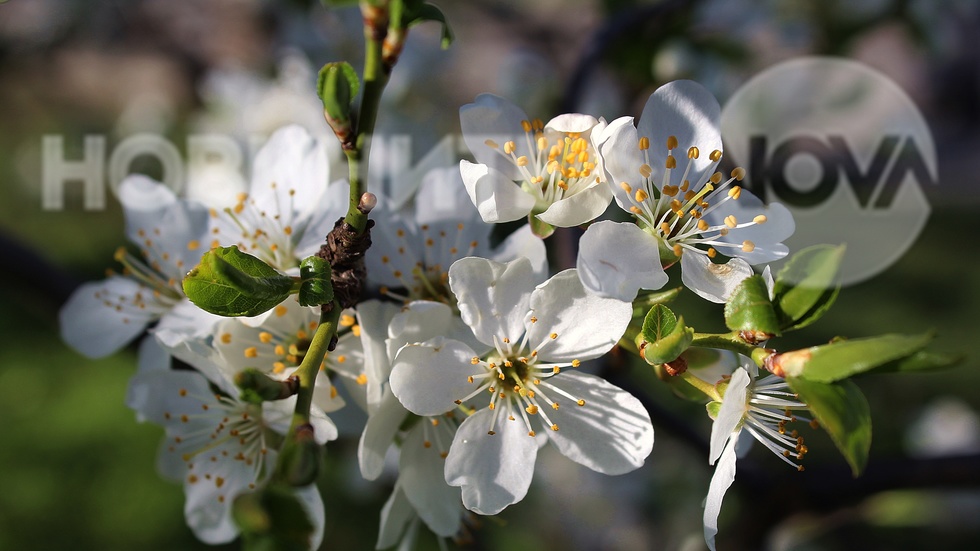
[{"x1": 721, "y1": 57, "x2": 937, "y2": 286}]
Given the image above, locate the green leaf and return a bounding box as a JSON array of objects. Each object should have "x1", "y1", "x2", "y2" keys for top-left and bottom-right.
[
  {"x1": 409, "y1": 3, "x2": 454, "y2": 48},
  {"x1": 639, "y1": 305, "x2": 694, "y2": 364},
  {"x1": 183, "y1": 247, "x2": 294, "y2": 317},
  {"x1": 528, "y1": 214, "x2": 555, "y2": 239},
  {"x1": 787, "y1": 332, "x2": 934, "y2": 382},
  {"x1": 866, "y1": 349, "x2": 963, "y2": 375},
  {"x1": 787, "y1": 377, "x2": 871, "y2": 476},
  {"x1": 724, "y1": 275, "x2": 780, "y2": 335},
  {"x1": 632, "y1": 286, "x2": 682, "y2": 317},
  {"x1": 316, "y1": 62, "x2": 359, "y2": 123},
  {"x1": 298, "y1": 256, "x2": 334, "y2": 307},
  {"x1": 772, "y1": 244, "x2": 845, "y2": 330}
]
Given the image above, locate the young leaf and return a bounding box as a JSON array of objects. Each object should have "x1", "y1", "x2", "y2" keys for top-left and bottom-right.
[
  {"x1": 724, "y1": 275, "x2": 780, "y2": 336},
  {"x1": 183, "y1": 246, "x2": 294, "y2": 317},
  {"x1": 317, "y1": 62, "x2": 359, "y2": 124},
  {"x1": 778, "y1": 332, "x2": 934, "y2": 382},
  {"x1": 409, "y1": 3, "x2": 455, "y2": 48},
  {"x1": 787, "y1": 377, "x2": 871, "y2": 476},
  {"x1": 772, "y1": 244, "x2": 845, "y2": 330},
  {"x1": 298, "y1": 256, "x2": 334, "y2": 307},
  {"x1": 864, "y1": 349, "x2": 963, "y2": 375},
  {"x1": 639, "y1": 304, "x2": 694, "y2": 364}
]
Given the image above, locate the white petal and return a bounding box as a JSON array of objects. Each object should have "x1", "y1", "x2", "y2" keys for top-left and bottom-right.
[
  {"x1": 637, "y1": 80, "x2": 722, "y2": 185},
  {"x1": 117, "y1": 175, "x2": 178, "y2": 241},
  {"x1": 544, "y1": 113, "x2": 599, "y2": 134},
  {"x1": 60, "y1": 277, "x2": 156, "y2": 358},
  {"x1": 526, "y1": 269, "x2": 632, "y2": 361},
  {"x1": 414, "y1": 165, "x2": 479, "y2": 225},
  {"x1": 249, "y1": 125, "x2": 329, "y2": 222},
  {"x1": 681, "y1": 254, "x2": 754, "y2": 304},
  {"x1": 490, "y1": 224, "x2": 549, "y2": 284},
  {"x1": 445, "y1": 404, "x2": 538, "y2": 515},
  {"x1": 400, "y1": 422, "x2": 463, "y2": 537},
  {"x1": 545, "y1": 371, "x2": 654, "y2": 474},
  {"x1": 294, "y1": 178, "x2": 349, "y2": 259},
  {"x1": 357, "y1": 299, "x2": 401, "y2": 407},
  {"x1": 459, "y1": 94, "x2": 529, "y2": 180},
  {"x1": 358, "y1": 388, "x2": 410, "y2": 480},
  {"x1": 295, "y1": 484, "x2": 326, "y2": 550},
  {"x1": 377, "y1": 484, "x2": 417, "y2": 550},
  {"x1": 386, "y1": 301, "x2": 454, "y2": 358},
  {"x1": 449, "y1": 256, "x2": 534, "y2": 347},
  {"x1": 535, "y1": 180, "x2": 612, "y2": 227},
  {"x1": 577, "y1": 221, "x2": 668, "y2": 302},
  {"x1": 597, "y1": 117, "x2": 644, "y2": 212},
  {"x1": 703, "y1": 193, "x2": 795, "y2": 265},
  {"x1": 389, "y1": 338, "x2": 484, "y2": 416},
  {"x1": 154, "y1": 299, "x2": 223, "y2": 348},
  {"x1": 703, "y1": 436, "x2": 738, "y2": 551},
  {"x1": 459, "y1": 160, "x2": 535, "y2": 223},
  {"x1": 183, "y1": 454, "x2": 256, "y2": 544},
  {"x1": 709, "y1": 367, "x2": 750, "y2": 464}
]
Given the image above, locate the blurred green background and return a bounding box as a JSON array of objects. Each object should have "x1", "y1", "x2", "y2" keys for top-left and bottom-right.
[{"x1": 2, "y1": 0, "x2": 979, "y2": 550}]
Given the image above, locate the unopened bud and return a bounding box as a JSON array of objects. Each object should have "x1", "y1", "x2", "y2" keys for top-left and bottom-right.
[
  {"x1": 275, "y1": 424, "x2": 322, "y2": 487},
  {"x1": 235, "y1": 369, "x2": 299, "y2": 403},
  {"x1": 358, "y1": 192, "x2": 377, "y2": 213},
  {"x1": 317, "y1": 62, "x2": 359, "y2": 145}
]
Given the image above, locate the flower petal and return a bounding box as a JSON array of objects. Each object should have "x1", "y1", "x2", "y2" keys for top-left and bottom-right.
[
  {"x1": 459, "y1": 94, "x2": 529, "y2": 180},
  {"x1": 249, "y1": 125, "x2": 329, "y2": 222},
  {"x1": 400, "y1": 421, "x2": 463, "y2": 537},
  {"x1": 703, "y1": 436, "x2": 738, "y2": 551},
  {"x1": 445, "y1": 403, "x2": 538, "y2": 515},
  {"x1": 680, "y1": 254, "x2": 754, "y2": 304},
  {"x1": 526, "y1": 269, "x2": 632, "y2": 361},
  {"x1": 577, "y1": 221, "x2": 668, "y2": 302},
  {"x1": 60, "y1": 277, "x2": 157, "y2": 358},
  {"x1": 545, "y1": 371, "x2": 654, "y2": 474},
  {"x1": 154, "y1": 299, "x2": 223, "y2": 349},
  {"x1": 449, "y1": 256, "x2": 534, "y2": 347},
  {"x1": 377, "y1": 484, "x2": 417, "y2": 550},
  {"x1": 490, "y1": 224, "x2": 549, "y2": 284},
  {"x1": 459, "y1": 160, "x2": 535, "y2": 223},
  {"x1": 709, "y1": 367, "x2": 750, "y2": 464},
  {"x1": 535, "y1": 180, "x2": 612, "y2": 227},
  {"x1": 597, "y1": 116, "x2": 644, "y2": 212},
  {"x1": 294, "y1": 484, "x2": 326, "y2": 550},
  {"x1": 389, "y1": 337, "x2": 483, "y2": 416},
  {"x1": 358, "y1": 388, "x2": 410, "y2": 481},
  {"x1": 637, "y1": 80, "x2": 722, "y2": 185}
]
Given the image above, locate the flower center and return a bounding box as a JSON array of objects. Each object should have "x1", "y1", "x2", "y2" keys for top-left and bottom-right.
[
  {"x1": 212, "y1": 183, "x2": 302, "y2": 271},
  {"x1": 621, "y1": 135, "x2": 767, "y2": 264},
  {"x1": 744, "y1": 376, "x2": 814, "y2": 472},
  {"x1": 379, "y1": 222, "x2": 480, "y2": 305}
]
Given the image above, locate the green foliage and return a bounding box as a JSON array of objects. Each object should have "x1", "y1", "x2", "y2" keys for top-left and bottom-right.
[
  {"x1": 236, "y1": 369, "x2": 296, "y2": 404},
  {"x1": 404, "y1": 2, "x2": 455, "y2": 48},
  {"x1": 791, "y1": 332, "x2": 935, "y2": 382},
  {"x1": 317, "y1": 62, "x2": 360, "y2": 124},
  {"x1": 275, "y1": 430, "x2": 323, "y2": 488},
  {"x1": 639, "y1": 304, "x2": 694, "y2": 364},
  {"x1": 724, "y1": 275, "x2": 780, "y2": 335},
  {"x1": 772, "y1": 244, "x2": 845, "y2": 330},
  {"x1": 787, "y1": 377, "x2": 871, "y2": 476},
  {"x1": 183, "y1": 247, "x2": 294, "y2": 317},
  {"x1": 298, "y1": 256, "x2": 334, "y2": 307}
]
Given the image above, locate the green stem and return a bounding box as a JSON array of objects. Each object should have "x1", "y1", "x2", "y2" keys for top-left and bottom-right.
[
  {"x1": 690, "y1": 331, "x2": 771, "y2": 367},
  {"x1": 344, "y1": 29, "x2": 390, "y2": 234},
  {"x1": 678, "y1": 371, "x2": 721, "y2": 402},
  {"x1": 284, "y1": 305, "x2": 341, "y2": 438}
]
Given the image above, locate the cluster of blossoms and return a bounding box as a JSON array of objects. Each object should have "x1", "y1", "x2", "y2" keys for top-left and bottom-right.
[{"x1": 62, "y1": 79, "x2": 804, "y2": 550}]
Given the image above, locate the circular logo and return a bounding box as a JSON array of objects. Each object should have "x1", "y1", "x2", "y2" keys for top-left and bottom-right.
[{"x1": 720, "y1": 57, "x2": 936, "y2": 286}]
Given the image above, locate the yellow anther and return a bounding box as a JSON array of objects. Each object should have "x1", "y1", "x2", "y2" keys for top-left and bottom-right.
[
  {"x1": 503, "y1": 141, "x2": 516, "y2": 155},
  {"x1": 525, "y1": 405, "x2": 539, "y2": 415},
  {"x1": 550, "y1": 333, "x2": 558, "y2": 339},
  {"x1": 660, "y1": 222, "x2": 671, "y2": 235},
  {"x1": 516, "y1": 156, "x2": 529, "y2": 167},
  {"x1": 537, "y1": 136, "x2": 548, "y2": 151},
  {"x1": 742, "y1": 240, "x2": 756, "y2": 253},
  {"x1": 731, "y1": 167, "x2": 746, "y2": 181},
  {"x1": 274, "y1": 305, "x2": 288, "y2": 317},
  {"x1": 471, "y1": 357, "x2": 480, "y2": 365},
  {"x1": 688, "y1": 146, "x2": 700, "y2": 159},
  {"x1": 696, "y1": 219, "x2": 709, "y2": 232},
  {"x1": 684, "y1": 190, "x2": 696, "y2": 202},
  {"x1": 634, "y1": 189, "x2": 649, "y2": 202},
  {"x1": 709, "y1": 149, "x2": 723, "y2": 162},
  {"x1": 620, "y1": 182, "x2": 632, "y2": 194},
  {"x1": 576, "y1": 399, "x2": 586, "y2": 406},
  {"x1": 258, "y1": 332, "x2": 273, "y2": 344},
  {"x1": 533, "y1": 118, "x2": 544, "y2": 131},
  {"x1": 665, "y1": 155, "x2": 677, "y2": 169},
  {"x1": 551, "y1": 424, "x2": 559, "y2": 431},
  {"x1": 639, "y1": 164, "x2": 653, "y2": 178},
  {"x1": 274, "y1": 344, "x2": 286, "y2": 356},
  {"x1": 663, "y1": 185, "x2": 678, "y2": 197},
  {"x1": 552, "y1": 366, "x2": 561, "y2": 373},
  {"x1": 220, "y1": 333, "x2": 232, "y2": 344},
  {"x1": 187, "y1": 240, "x2": 200, "y2": 251},
  {"x1": 244, "y1": 347, "x2": 258, "y2": 358},
  {"x1": 710, "y1": 172, "x2": 723, "y2": 184},
  {"x1": 680, "y1": 180, "x2": 690, "y2": 192},
  {"x1": 672, "y1": 244, "x2": 683, "y2": 257},
  {"x1": 707, "y1": 247, "x2": 718, "y2": 258},
  {"x1": 546, "y1": 160, "x2": 559, "y2": 174},
  {"x1": 638, "y1": 136, "x2": 650, "y2": 150},
  {"x1": 528, "y1": 431, "x2": 536, "y2": 437},
  {"x1": 577, "y1": 151, "x2": 589, "y2": 164},
  {"x1": 273, "y1": 361, "x2": 286, "y2": 374},
  {"x1": 571, "y1": 359, "x2": 581, "y2": 367},
  {"x1": 356, "y1": 374, "x2": 368, "y2": 385},
  {"x1": 352, "y1": 325, "x2": 361, "y2": 337},
  {"x1": 670, "y1": 199, "x2": 683, "y2": 211},
  {"x1": 725, "y1": 215, "x2": 738, "y2": 228},
  {"x1": 485, "y1": 139, "x2": 499, "y2": 149},
  {"x1": 666, "y1": 135, "x2": 678, "y2": 150},
  {"x1": 753, "y1": 215, "x2": 768, "y2": 224},
  {"x1": 728, "y1": 186, "x2": 742, "y2": 200},
  {"x1": 521, "y1": 120, "x2": 533, "y2": 132}
]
